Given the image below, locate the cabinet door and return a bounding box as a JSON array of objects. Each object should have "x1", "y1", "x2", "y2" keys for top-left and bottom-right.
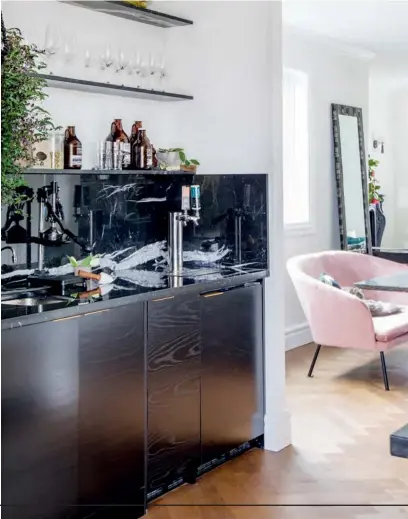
[
  {"x1": 200, "y1": 283, "x2": 264, "y2": 465},
  {"x1": 147, "y1": 294, "x2": 200, "y2": 495},
  {"x1": 2, "y1": 319, "x2": 79, "y2": 519},
  {"x1": 78, "y1": 304, "x2": 145, "y2": 518}
]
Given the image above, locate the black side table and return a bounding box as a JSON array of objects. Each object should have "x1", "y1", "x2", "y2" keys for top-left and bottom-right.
[{"x1": 391, "y1": 424, "x2": 408, "y2": 459}]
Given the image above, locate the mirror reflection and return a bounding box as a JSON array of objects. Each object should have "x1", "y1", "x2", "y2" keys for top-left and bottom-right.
[
  {"x1": 338, "y1": 114, "x2": 366, "y2": 251},
  {"x1": 332, "y1": 104, "x2": 370, "y2": 254}
]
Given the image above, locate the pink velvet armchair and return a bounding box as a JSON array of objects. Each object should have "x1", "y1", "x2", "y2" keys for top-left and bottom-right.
[{"x1": 287, "y1": 251, "x2": 408, "y2": 390}]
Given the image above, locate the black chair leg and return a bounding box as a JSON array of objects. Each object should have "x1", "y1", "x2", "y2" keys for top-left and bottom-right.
[
  {"x1": 307, "y1": 344, "x2": 321, "y2": 378},
  {"x1": 380, "y1": 351, "x2": 390, "y2": 391}
]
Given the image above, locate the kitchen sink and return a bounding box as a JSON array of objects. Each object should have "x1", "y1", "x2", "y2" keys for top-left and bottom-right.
[
  {"x1": 1, "y1": 296, "x2": 66, "y2": 306},
  {"x1": 1, "y1": 288, "x2": 73, "y2": 306}
]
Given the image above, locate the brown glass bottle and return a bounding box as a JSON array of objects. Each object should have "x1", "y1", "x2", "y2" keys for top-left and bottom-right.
[
  {"x1": 134, "y1": 129, "x2": 153, "y2": 170},
  {"x1": 130, "y1": 121, "x2": 143, "y2": 167},
  {"x1": 64, "y1": 126, "x2": 82, "y2": 169},
  {"x1": 106, "y1": 119, "x2": 131, "y2": 169}
]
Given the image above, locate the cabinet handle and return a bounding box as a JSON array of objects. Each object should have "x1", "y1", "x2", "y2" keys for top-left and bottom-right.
[
  {"x1": 52, "y1": 308, "x2": 110, "y2": 323},
  {"x1": 202, "y1": 291, "x2": 224, "y2": 298},
  {"x1": 83, "y1": 309, "x2": 111, "y2": 317},
  {"x1": 53, "y1": 315, "x2": 83, "y2": 323},
  {"x1": 152, "y1": 296, "x2": 175, "y2": 302}
]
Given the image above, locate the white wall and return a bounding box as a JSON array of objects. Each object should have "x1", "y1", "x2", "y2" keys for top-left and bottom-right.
[
  {"x1": 2, "y1": 1, "x2": 290, "y2": 451},
  {"x1": 391, "y1": 86, "x2": 408, "y2": 247},
  {"x1": 369, "y1": 50, "x2": 408, "y2": 249},
  {"x1": 283, "y1": 28, "x2": 370, "y2": 348},
  {"x1": 368, "y1": 79, "x2": 395, "y2": 247}
]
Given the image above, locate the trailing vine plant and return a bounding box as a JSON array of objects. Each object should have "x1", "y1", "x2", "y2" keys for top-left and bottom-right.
[
  {"x1": 1, "y1": 20, "x2": 58, "y2": 206},
  {"x1": 368, "y1": 157, "x2": 384, "y2": 204}
]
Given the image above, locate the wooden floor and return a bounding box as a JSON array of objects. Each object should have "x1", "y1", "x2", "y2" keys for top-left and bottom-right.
[{"x1": 148, "y1": 343, "x2": 408, "y2": 519}]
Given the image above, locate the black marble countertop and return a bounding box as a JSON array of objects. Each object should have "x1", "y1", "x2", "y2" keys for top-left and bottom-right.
[{"x1": 1, "y1": 265, "x2": 268, "y2": 331}]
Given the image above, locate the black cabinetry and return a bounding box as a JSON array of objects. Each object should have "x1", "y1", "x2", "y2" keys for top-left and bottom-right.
[
  {"x1": 146, "y1": 294, "x2": 201, "y2": 497},
  {"x1": 200, "y1": 283, "x2": 264, "y2": 466},
  {"x1": 2, "y1": 319, "x2": 79, "y2": 519},
  {"x1": 2, "y1": 303, "x2": 146, "y2": 519},
  {"x1": 78, "y1": 305, "x2": 145, "y2": 517}
]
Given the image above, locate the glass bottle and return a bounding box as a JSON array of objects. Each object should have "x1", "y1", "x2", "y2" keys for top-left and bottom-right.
[
  {"x1": 134, "y1": 128, "x2": 153, "y2": 170},
  {"x1": 106, "y1": 119, "x2": 131, "y2": 169},
  {"x1": 64, "y1": 126, "x2": 82, "y2": 169},
  {"x1": 130, "y1": 120, "x2": 143, "y2": 167}
]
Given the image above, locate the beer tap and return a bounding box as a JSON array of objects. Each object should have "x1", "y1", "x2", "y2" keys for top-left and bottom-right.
[{"x1": 168, "y1": 184, "x2": 201, "y2": 275}]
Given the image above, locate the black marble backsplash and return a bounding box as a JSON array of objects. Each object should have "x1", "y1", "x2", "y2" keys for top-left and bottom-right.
[{"x1": 1, "y1": 172, "x2": 268, "y2": 274}]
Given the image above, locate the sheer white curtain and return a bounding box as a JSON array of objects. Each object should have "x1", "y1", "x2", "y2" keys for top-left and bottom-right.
[{"x1": 283, "y1": 68, "x2": 310, "y2": 227}]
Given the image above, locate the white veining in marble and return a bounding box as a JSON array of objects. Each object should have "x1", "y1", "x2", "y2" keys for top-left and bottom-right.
[
  {"x1": 96, "y1": 183, "x2": 143, "y2": 200},
  {"x1": 183, "y1": 246, "x2": 230, "y2": 264}
]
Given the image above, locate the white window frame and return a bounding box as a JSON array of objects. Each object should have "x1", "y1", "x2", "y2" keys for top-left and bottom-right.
[{"x1": 283, "y1": 67, "x2": 314, "y2": 235}]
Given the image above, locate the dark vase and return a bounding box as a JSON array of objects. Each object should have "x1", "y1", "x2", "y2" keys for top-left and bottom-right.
[{"x1": 376, "y1": 202, "x2": 386, "y2": 247}]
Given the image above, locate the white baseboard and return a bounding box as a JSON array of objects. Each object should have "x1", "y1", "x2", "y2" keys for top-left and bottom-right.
[
  {"x1": 285, "y1": 321, "x2": 312, "y2": 351},
  {"x1": 264, "y1": 409, "x2": 292, "y2": 451}
]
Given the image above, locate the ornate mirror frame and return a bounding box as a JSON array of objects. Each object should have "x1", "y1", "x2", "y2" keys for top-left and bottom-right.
[{"x1": 331, "y1": 103, "x2": 372, "y2": 254}]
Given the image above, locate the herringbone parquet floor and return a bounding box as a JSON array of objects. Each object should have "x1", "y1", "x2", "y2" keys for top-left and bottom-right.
[{"x1": 148, "y1": 343, "x2": 408, "y2": 519}]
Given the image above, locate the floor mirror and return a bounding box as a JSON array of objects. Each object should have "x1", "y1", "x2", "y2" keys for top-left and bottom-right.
[{"x1": 332, "y1": 103, "x2": 372, "y2": 254}]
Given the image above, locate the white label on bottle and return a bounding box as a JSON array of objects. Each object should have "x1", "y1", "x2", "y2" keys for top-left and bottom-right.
[
  {"x1": 146, "y1": 146, "x2": 153, "y2": 168},
  {"x1": 70, "y1": 153, "x2": 82, "y2": 167},
  {"x1": 121, "y1": 142, "x2": 131, "y2": 167}
]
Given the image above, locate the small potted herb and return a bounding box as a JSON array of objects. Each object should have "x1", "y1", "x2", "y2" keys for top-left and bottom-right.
[{"x1": 157, "y1": 148, "x2": 200, "y2": 172}]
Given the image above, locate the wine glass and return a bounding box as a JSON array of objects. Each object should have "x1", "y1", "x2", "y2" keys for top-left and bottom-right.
[
  {"x1": 158, "y1": 54, "x2": 167, "y2": 91},
  {"x1": 115, "y1": 50, "x2": 129, "y2": 74},
  {"x1": 44, "y1": 25, "x2": 59, "y2": 71},
  {"x1": 84, "y1": 49, "x2": 92, "y2": 68},
  {"x1": 100, "y1": 45, "x2": 114, "y2": 70},
  {"x1": 63, "y1": 35, "x2": 76, "y2": 64},
  {"x1": 133, "y1": 51, "x2": 144, "y2": 88},
  {"x1": 147, "y1": 53, "x2": 156, "y2": 90}
]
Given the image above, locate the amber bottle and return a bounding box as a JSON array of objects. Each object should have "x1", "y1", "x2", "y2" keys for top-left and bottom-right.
[
  {"x1": 130, "y1": 121, "x2": 143, "y2": 167},
  {"x1": 134, "y1": 129, "x2": 153, "y2": 170},
  {"x1": 106, "y1": 119, "x2": 131, "y2": 169},
  {"x1": 64, "y1": 126, "x2": 82, "y2": 169}
]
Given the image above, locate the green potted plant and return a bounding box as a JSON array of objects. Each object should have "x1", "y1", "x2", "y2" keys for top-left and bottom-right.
[
  {"x1": 1, "y1": 23, "x2": 58, "y2": 206},
  {"x1": 368, "y1": 157, "x2": 384, "y2": 205},
  {"x1": 157, "y1": 148, "x2": 200, "y2": 172}
]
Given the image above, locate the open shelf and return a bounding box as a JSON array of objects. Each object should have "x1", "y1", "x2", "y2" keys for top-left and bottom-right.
[
  {"x1": 25, "y1": 169, "x2": 194, "y2": 176},
  {"x1": 38, "y1": 74, "x2": 193, "y2": 101},
  {"x1": 63, "y1": 1, "x2": 193, "y2": 28}
]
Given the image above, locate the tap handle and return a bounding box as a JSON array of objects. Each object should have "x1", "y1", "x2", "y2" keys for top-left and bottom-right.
[
  {"x1": 181, "y1": 185, "x2": 191, "y2": 212},
  {"x1": 190, "y1": 184, "x2": 201, "y2": 216}
]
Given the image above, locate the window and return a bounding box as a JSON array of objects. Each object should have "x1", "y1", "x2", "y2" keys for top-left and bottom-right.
[{"x1": 283, "y1": 68, "x2": 310, "y2": 228}]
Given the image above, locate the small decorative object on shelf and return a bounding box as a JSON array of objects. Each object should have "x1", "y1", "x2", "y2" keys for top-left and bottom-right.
[
  {"x1": 157, "y1": 148, "x2": 200, "y2": 172},
  {"x1": 106, "y1": 119, "x2": 131, "y2": 169},
  {"x1": 64, "y1": 126, "x2": 82, "y2": 169},
  {"x1": 64, "y1": 1, "x2": 193, "y2": 28},
  {"x1": 124, "y1": 0, "x2": 148, "y2": 8}
]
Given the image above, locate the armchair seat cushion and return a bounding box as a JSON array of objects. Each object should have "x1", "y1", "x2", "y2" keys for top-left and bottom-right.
[{"x1": 373, "y1": 307, "x2": 408, "y2": 342}]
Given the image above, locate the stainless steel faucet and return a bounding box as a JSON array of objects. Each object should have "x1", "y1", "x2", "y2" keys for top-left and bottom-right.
[
  {"x1": 1, "y1": 246, "x2": 17, "y2": 264},
  {"x1": 168, "y1": 185, "x2": 201, "y2": 275}
]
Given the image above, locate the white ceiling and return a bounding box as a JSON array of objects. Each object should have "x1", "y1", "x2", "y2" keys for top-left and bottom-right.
[{"x1": 283, "y1": 0, "x2": 408, "y2": 53}]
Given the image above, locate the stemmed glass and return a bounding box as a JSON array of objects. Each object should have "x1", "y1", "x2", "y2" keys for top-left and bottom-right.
[
  {"x1": 44, "y1": 25, "x2": 59, "y2": 72},
  {"x1": 133, "y1": 51, "x2": 145, "y2": 88},
  {"x1": 115, "y1": 50, "x2": 129, "y2": 74},
  {"x1": 84, "y1": 49, "x2": 92, "y2": 68},
  {"x1": 148, "y1": 53, "x2": 157, "y2": 90},
  {"x1": 63, "y1": 36, "x2": 76, "y2": 64},
  {"x1": 100, "y1": 45, "x2": 114, "y2": 70},
  {"x1": 158, "y1": 54, "x2": 167, "y2": 91}
]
